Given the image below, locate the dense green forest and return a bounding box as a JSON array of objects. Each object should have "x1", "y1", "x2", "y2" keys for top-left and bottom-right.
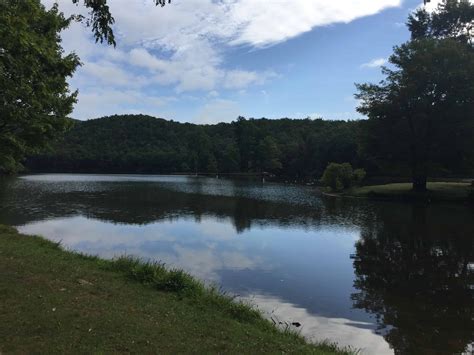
[
  {"x1": 26, "y1": 115, "x2": 361, "y2": 179},
  {"x1": 23, "y1": 113, "x2": 474, "y2": 180},
  {"x1": 4, "y1": 1, "x2": 474, "y2": 190}
]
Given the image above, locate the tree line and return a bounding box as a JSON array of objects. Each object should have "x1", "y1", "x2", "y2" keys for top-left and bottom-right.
[
  {"x1": 2, "y1": 0, "x2": 474, "y2": 190},
  {"x1": 24, "y1": 110, "x2": 474, "y2": 180},
  {"x1": 26, "y1": 115, "x2": 361, "y2": 179}
]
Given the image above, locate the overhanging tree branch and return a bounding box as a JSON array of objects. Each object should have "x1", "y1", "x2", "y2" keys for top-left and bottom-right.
[{"x1": 70, "y1": 0, "x2": 171, "y2": 47}]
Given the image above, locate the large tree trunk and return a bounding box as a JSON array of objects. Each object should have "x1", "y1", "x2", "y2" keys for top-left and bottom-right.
[
  {"x1": 411, "y1": 160, "x2": 428, "y2": 191},
  {"x1": 412, "y1": 174, "x2": 427, "y2": 192},
  {"x1": 411, "y1": 150, "x2": 428, "y2": 192}
]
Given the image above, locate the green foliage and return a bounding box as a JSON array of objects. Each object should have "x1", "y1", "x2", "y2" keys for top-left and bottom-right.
[
  {"x1": 321, "y1": 162, "x2": 363, "y2": 191},
  {"x1": 352, "y1": 169, "x2": 366, "y2": 185},
  {"x1": 257, "y1": 136, "x2": 282, "y2": 172},
  {"x1": 27, "y1": 115, "x2": 361, "y2": 178},
  {"x1": 356, "y1": 0, "x2": 474, "y2": 191},
  {"x1": 349, "y1": 182, "x2": 473, "y2": 202},
  {"x1": 0, "y1": 0, "x2": 80, "y2": 174},
  {"x1": 110, "y1": 256, "x2": 203, "y2": 295},
  {"x1": 408, "y1": 0, "x2": 474, "y2": 43}
]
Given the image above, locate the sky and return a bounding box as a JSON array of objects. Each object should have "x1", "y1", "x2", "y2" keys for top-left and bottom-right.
[{"x1": 42, "y1": 0, "x2": 446, "y2": 124}]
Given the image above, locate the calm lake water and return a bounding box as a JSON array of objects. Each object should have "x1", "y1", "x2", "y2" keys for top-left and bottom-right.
[{"x1": 0, "y1": 174, "x2": 472, "y2": 354}]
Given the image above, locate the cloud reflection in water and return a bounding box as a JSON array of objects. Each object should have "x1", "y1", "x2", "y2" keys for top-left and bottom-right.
[{"x1": 18, "y1": 215, "x2": 389, "y2": 353}]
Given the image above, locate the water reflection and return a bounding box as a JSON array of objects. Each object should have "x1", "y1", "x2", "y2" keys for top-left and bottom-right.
[
  {"x1": 352, "y1": 205, "x2": 474, "y2": 355},
  {"x1": 0, "y1": 174, "x2": 472, "y2": 354},
  {"x1": 0, "y1": 174, "x2": 367, "y2": 232},
  {"x1": 251, "y1": 293, "x2": 392, "y2": 354},
  {"x1": 19, "y1": 217, "x2": 268, "y2": 281}
]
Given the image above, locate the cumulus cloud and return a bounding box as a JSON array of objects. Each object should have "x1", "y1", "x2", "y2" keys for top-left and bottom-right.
[
  {"x1": 360, "y1": 58, "x2": 387, "y2": 68},
  {"x1": 41, "y1": 0, "x2": 403, "y2": 120},
  {"x1": 80, "y1": 60, "x2": 149, "y2": 87}
]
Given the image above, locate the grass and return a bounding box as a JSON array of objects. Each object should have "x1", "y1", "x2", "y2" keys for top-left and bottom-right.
[
  {"x1": 333, "y1": 182, "x2": 473, "y2": 203},
  {"x1": 0, "y1": 225, "x2": 353, "y2": 354}
]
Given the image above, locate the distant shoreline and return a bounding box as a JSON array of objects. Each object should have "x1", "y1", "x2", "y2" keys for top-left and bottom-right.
[{"x1": 322, "y1": 182, "x2": 474, "y2": 204}]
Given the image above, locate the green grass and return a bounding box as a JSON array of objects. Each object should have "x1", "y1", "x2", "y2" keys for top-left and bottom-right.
[
  {"x1": 342, "y1": 182, "x2": 473, "y2": 202},
  {"x1": 0, "y1": 225, "x2": 353, "y2": 354}
]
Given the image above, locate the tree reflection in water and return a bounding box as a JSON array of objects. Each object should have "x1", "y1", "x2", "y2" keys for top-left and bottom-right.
[
  {"x1": 351, "y1": 205, "x2": 474, "y2": 355},
  {"x1": 1, "y1": 176, "x2": 473, "y2": 353}
]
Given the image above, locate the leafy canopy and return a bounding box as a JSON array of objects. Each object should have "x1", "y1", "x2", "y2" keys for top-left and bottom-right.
[
  {"x1": 355, "y1": 0, "x2": 474, "y2": 191},
  {"x1": 26, "y1": 115, "x2": 360, "y2": 178},
  {"x1": 0, "y1": 0, "x2": 80, "y2": 173},
  {"x1": 321, "y1": 162, "x2": 365, "y2": 191},
  {"x1": 408, "y1": 0, "x2": 474, "y2": 43},
  {"x1": 0, "y1": 0, "x2": 171, "y2": 173}
]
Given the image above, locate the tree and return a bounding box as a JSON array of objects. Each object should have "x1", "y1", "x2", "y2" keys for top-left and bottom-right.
[
  {"x1": 217, "y1": 142, "x2": 240, "y2": 173},
  {"x1": 409, "y1": 0, "x2": 474, "y2": 44},
  {"x1": 234, "y1": 117, "x2": 260, "y2": 172},
  {"x1": 356, "y1": 0, "x2": 474, "y2": 191},
  {"x1": 187, "y1": 127, "x2": 215, "y2": 173},
  {"x1": 321, "y1": 162, "x2": 365, "y2": 191},
  {"x1": 26, "y1": 114, "x2": 362, "y2": 178},
  {"x1": 0, "y1": 0, "x2": 172, "y2": 173},
  {"x1": 256, "y1": 136, "x2": 282, "y2": 173},
  {"x1": 0, "y1": 0, "x2": 80, "y2": 173}
]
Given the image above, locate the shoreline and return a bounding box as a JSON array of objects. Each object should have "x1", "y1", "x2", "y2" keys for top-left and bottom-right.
[
  {"x1": 0, "y1": 225, "x2": 353, "y2": 354},
  {"x1": 322, "y1": 182, "x2": 474, "y2": 204}
]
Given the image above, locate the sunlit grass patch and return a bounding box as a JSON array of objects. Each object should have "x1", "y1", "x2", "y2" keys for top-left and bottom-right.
[{"x1": 346, "y1": 182, "x2": 473, "y2": 202}]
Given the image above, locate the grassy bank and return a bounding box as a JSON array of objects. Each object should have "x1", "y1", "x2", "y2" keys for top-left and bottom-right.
[
  {"x1": 0, "y1": 225, "x2": 351, "y2": 354},
  {"x1": 327, "y1": 182, "x2": 473, "y2": 203}
]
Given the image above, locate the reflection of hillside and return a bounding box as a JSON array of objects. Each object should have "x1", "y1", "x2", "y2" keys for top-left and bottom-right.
[
  {"x1": 351, "y1": 205, "x2": 474, "y2": 355},
  {"x1": 2, "y1": 179, "x2": 474, "y2": 237},
  {"x1": 2, "y1": 176, "x2": 474, "y2": 354},
  {"x1": 0, "y1": 179, "x2": 374, "y2": 232}
]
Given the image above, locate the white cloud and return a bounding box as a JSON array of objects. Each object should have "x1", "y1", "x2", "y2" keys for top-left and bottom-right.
[
  {"x1": 42, "y1": 0, "x2": 403, "y2": 120},
  {"x1": 223, "y1": 70, "x2": 277, "y2": 89},
  {"x1": 195, "y1": 99, "x2": 241, "y2": 124},
  {"x1": 80, "y1": 60, "x2": 149, "y2": 87},
  {"x1": 129, "y1": 48, "x2": 167, "y2": 71},
  {"x1": 73, "y1": 88, "x2": 175, "y2": 119},
  {"x1": 228, "y1": 0, "x2": 402, "y2": 47},
  {"x1": 207, "y1": 90, "x2": 219, "y2": 98},
  {"x1": 360, "y1": 58, "x2": 387, "y2": 68}
]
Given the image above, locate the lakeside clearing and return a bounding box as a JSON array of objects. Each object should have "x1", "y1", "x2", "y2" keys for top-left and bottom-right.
[
  {"x1": 325, "y1": 182, "x2": 473, "y2": 203},
  {"x1": 0, "y1": 225, "x2": 351, "y2": 354}
]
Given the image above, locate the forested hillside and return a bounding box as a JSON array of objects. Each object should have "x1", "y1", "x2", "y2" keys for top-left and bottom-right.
[{"x1": 26, "y1": 115, "x2": 361, "y2": 179}]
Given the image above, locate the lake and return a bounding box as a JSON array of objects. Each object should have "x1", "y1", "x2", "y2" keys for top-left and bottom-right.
[{"x1": 0, "y1": 174, "x2": 472, "y2": 354}]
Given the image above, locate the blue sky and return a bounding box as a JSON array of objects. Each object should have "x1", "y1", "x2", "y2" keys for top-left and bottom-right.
[{"x1": 44, "y1": 0, "x2": 443, "y2": 123}]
